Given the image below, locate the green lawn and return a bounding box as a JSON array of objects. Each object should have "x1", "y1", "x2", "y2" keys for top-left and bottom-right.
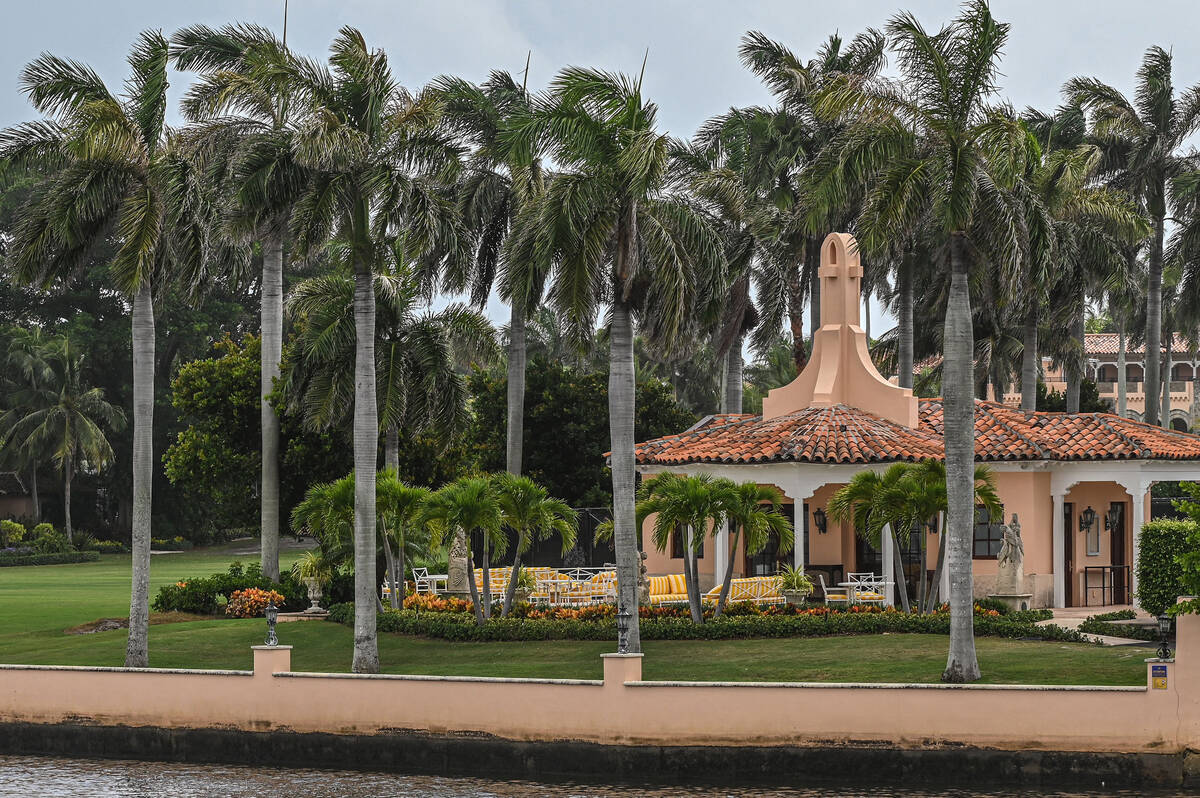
[{"x1": 0, "y1": 547, "x2": 1151, "y2": 685}]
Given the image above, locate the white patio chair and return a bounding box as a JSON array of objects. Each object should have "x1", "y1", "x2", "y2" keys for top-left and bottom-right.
[
  {"x1": 412, "y1": 567, "x2": 432, "y2": 593},
  {"x1": 819, "y1": 574, "x2": 849, "y2": 605}
]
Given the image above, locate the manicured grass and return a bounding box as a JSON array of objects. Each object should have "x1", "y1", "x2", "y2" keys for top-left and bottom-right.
[{"x1": 0, "y1": 547, "x2": 1150, "y2": 685}]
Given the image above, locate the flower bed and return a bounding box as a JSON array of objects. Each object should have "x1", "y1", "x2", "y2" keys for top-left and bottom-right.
[
  {"x1": 151, "y1": 536, "x2": 194, "y2": 551},
  {"x1": 152, "y1": 562, "x2": 305, "y2": 615},
  {"x1": 329, "y1": 602, "x2": 1069, "y2": 643}
]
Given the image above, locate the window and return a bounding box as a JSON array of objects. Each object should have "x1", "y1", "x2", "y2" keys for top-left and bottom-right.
[
  {"x1": 972, "y1": 505, "x2": 1004, "y2": 559},
  {"x1": 670, "y1": 527, "x2": 702, "y2": 559}
]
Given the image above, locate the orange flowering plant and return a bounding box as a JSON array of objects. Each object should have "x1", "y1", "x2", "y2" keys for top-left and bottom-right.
[{"x1": 226, "y1": 588, "x2": 285, "y2": 618}]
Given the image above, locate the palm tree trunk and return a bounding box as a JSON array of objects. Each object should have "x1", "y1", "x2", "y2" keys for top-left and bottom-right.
[
  {"x1": 890, "y1": 526, "x2": 911, "y2": 613},
  {"x1": 1065, "y1": 302, "x2": 1083, "y2": 413},
  {"x1": 28, "y1": 467, "x2": 39, "y2": 523},
  {"x1": 351, "y1": 256, "x2": 380, "y2": 674},
  {"x1": 990, "y1": 356, "x2": 1004, "y2": 405},
  {"x1": 684, "y1": 527, "x2": 703, "y2": 624},
  {"x1": 380, "y1": 530, "x2": 400, "y2": 611},
  {"x1": 384, "y1": 425, "x2": 399, "y2": 473},
  {"x1": 482, "y1": 536, "x2": 492, "y2": 619},
  {"x1": 125, "y1": 282, "x2": 154, "y2": 668},
  {"x1": 1145, "y1": 213, "x2": 1164, "y2": 426},
  {"x1": 1117, "y1": 323, "x2": 1128, "y2": 418},
  {"x1": 724, "y1": 333, "x2": 744, "y2": 414},
  {"x1": 610, "y1": 294, "x2": 641, "y2": 651},
  {"x1": 465, "y1": 545, "x2": 484, "y2": 626},
  {"x1": 1021, "y1": 305, "x2": 1038, "y2": 410},
  {"x1": 62, "y1": 455, "x2": 73, "y2": 542},
  {"x1": 898, "y1": 254, "x2": 914, "y2": 390},
  {"x1": 808, "y1": 238, "x2": 820, "y2": 345},
  {"x1": 260, "y1": 228, "x2": 284, "y2": 583},
  {"x1": 502, "y1": 551, "x2": 522, "y2": 617},
  {"x1": 918, "y1": 525, "x2": 927, "y2": 612},
  {"x1": 1162, "y1": 338, "x2": 1172, "y2": 429},
  {"x1": 506, "y1": 301, "x2": 526, "y2": 475},
  {"x1": 942, "y1": 233, "x2": 980, "y2": 683},
  {"x1": 787, "y1": 262, "x2": 807, "y2": 373},
  {"x1": 713, "y1": 527, "x2": 740, "y2": 617},
  {"x1": 926, "y1": 525, "x2": 948, "y2": 613}
]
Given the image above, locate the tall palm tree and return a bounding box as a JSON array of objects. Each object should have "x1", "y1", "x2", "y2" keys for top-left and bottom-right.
[
  {"x1": 816, "y1": 2, "x2": 1028, "y2": 681},
  {"x1": 505, "y1": 67, "x2": 725, "y2": 652},
  {"x1": 170, "y1": 22, "x2": 309, "y2": 582},
  {"x1": 0, "y1": 335, "x2": 125, "y2": 539},
  {"x1": 375, "y1": 471, "x2": 433, "y2": 611},
  {"x1": 637, "y1": 472, "x2": 731, "y2": 623},
  {"x1": 713, "y1": 481, "x2": 791, "y2": 617},
  {"x1": 1066, "y1": 47, "x2": 1200, "y2": 426},
  {"x1": 1, "y1": 31, "x2": 210, "y2": 667},
  {"x1": 493, "y1": 472, "x2": 577, "y2": 616},
  {"x1": 424, "y1": 475, "x2": 506, "y2": 625},
  {"x1": 282, "y1": 27, "x2": 464, "y2": 673},
  {"x1": 430, "y1": 70, "x2": 546, "y2": 475}
]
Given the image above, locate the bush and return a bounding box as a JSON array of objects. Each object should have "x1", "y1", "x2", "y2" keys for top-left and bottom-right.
[
  {"x1": 0, "y1": 551, "x2": 99, "y2": 567},
  {"x1": 973, "y1": 597, "x2": 1013, "y2": 615},
  {"x1": 152, "y1": 561, "x2": 304, "y2": 615},
  {"x1": 150, "y1": 536, "x2": 194, "y2": 551},
  {"x1": 1079, "y1": 609, "x2": 1159, "y2": 641},
  {"x1": 326, "y1": 603, "x2": 1078, "y2": 643},
  {"x1": 31, "y1": 523, "x2": 55, "y2": 538},
  {"x1": 72, "y1": 532, "x2": 99, "y2": 551},
  {"x1": 1135, "y1": 519, "x2": 1196, "y2": 615},
  {"x1": 226, "y1": 587, "x2": 286, "y2": 618},
  {"x1": 32, "y1": 529, "x2": 72, "y2": 554},
  {"x1": 94, "y1": 540, "x2": 128, "y2": 554},
  {"x1": 0, "y1": 520, "x2": 26, "y2": 547}
]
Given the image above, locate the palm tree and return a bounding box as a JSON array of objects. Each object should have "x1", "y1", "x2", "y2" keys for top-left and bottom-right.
[
  {"x1": 170, "y1": 22, "x2": 308, "y2": 582},
  {"x1": 424, "y1": 476, "x2": 506, "y2": 625},
  {"x1": 1, "y1": 31, "x2": 210, "y2": 667},
  {"x1": 815, "y1": 2, "x2": 1028, "y2": 682},
  {"x1": 505, "y1": 67, "x2": 725, "y2": 651},
  {"x1": 636, "y1": 473, "x2": 733, "y2": 623},
  {"x1": 493, "y1": 472, "x2": 577, "y2": 616},
  {"x1": 712, "y1": 481, "x2": 792, "y2": 617},
  {"x1": 1066, "y1": 47, "x2": 1200, "y2": 426},
  {"x1": 430, "y1": 70, "x2": 546, "y2": 475},
  {"x1": 0, "y1": 326, "x2": 57, "y2": 520},
  {"x1": 375, "y1": 471, "x2": 433, "y2": 611},
  {"x1": 282, "y1": 28, "x2": 464, "y2": 673},
  {"x1": 0, "y1": 335, "x2": 125, "y2": 540}
]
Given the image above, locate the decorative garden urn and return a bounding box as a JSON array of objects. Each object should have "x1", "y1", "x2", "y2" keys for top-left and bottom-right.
[{"x1": 303, "y1": 577, "x2": 325, "y2": 614}]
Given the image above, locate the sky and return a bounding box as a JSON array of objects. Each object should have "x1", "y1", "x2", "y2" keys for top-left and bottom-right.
[{"x1": 2, "y1": 0, "x2": 1199, "y2": 338}]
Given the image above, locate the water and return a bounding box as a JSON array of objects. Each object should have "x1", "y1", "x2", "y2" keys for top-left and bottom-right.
[{"x1": 0, "y1": 756, "x2": 1187, "y2": 798}]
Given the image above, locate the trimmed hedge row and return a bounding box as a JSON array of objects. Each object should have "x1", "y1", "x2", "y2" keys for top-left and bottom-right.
[
  {"x1": 326, "y1": 604, "x2": 1077, "y2": 643},
  {"x1": 1135, "y1": 519, "x2": 1195, "y2": 616},
  {"x1": 1078, "y1": 609, "x2": 1160, "y2": 642},
  {"x1": 0, "y1": 551, "x2": 100, "y2": 567}
]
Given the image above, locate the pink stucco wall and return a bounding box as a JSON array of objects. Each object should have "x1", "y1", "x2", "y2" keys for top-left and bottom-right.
[{"x1": 1, "y1": 615, "x2": 1198, "y2": 753}]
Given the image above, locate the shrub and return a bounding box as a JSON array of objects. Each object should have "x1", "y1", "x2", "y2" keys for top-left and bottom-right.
[
  {"x1": 32, "y1": 529, "x2": 72, "y2": 554},
  {"x1": 72, "y1": 532, "x2": 99, "y2": 551},
  {"x1": 973, "y1": 596, "x2": 1013, "y2": 615},
  {"x1": 150, "y1": 537, "x2": 193, "y2": 551},
  {"x1": 94, "y1": 540, "x2": 128, "y2": 554},
  {"x1": 1134, "y1": 519, "x2": 1196, "y2": 615},
  {"x1": 152, "y1": 561, "x2": 305, "y2": 615},
  {"x1": 0, "y1": 520, "x2": 26, "y2": 547},
  {"x1": 1078, "y1": 610, "x2": 1159, "y2": 641},
  {"x1": 226, "y1": 587, "x2": 286, "y2": 618},
  {"x1": 0, "y1": 551, "x2": 99, "y2": 567},
  {"x1": 31, "y1": 523, "x2": 55, "y2": 538}
]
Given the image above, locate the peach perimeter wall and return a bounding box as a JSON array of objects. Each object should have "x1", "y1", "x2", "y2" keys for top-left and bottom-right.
[
  {"x1": 641, "y1": 472, "x2": 1143, "y2": 606},
  {"x1": 1, "y1": 613, "x2": 1197, "y2": 754}
]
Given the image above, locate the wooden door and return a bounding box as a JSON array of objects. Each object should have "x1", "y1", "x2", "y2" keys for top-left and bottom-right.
[
  {"x1": 1109, "y1": 501, "x2": 1126, "y2": 604},
  {"x1": 1063, "y1": 502, "x2": 1075, "y2": 607}
]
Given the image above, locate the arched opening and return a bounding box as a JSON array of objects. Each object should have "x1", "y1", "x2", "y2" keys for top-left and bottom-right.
[
  {"x1": 828, "y1": 241, "x2": 838, "y2": 264},
  {"x1": 1172, "y1": 363, "x2": 1194, "y2": 381},
  {"x1": 1172, "y1": 417, "x2": 1189, "y2": 432},
  {"x1": 1098, "y1": 364, "x2": 1118, "y2": 382},
  {"x1": 1126, "y1": 363, "x2": 1143, "y2": 384}
]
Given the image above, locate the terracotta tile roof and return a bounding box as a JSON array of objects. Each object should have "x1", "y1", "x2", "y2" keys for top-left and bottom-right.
[
  {"x1": 1085, "y1": 332, "x2": 1191, "y2": 356},
  {"x1": 634, "y1": 400, "x2": 1200, "y2": 466}
]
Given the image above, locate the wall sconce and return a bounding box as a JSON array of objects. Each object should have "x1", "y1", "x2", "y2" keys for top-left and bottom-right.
[
  {"x1": 1079, "y1": 506, "x2": 1096, "y2": 533},
  {"x1": 813, "y1": 507, "x2": 828, "y2": 535},
  {"x1": 1104, "y1": 506, "x2": 1121, "y2": 531}
]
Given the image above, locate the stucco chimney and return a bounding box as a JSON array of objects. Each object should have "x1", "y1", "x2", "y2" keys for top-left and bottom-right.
[{"x1": 761, "y1": 232, "x2": 919, "y2": 428}]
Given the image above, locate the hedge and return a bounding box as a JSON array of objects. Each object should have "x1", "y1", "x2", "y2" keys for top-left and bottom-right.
[
  {"x1": 1135, "y1": 519, "x2": 1196, "y2": 615},
  {"x1": 0, "y1": 551, "x2": 100, "y2": 567},
  {"x1": 1078, "y1": 609, "x2": 1160, "y2": 642},
  {"x1": 325, "y1": 604, "x2": 1076, "y2": 643}
]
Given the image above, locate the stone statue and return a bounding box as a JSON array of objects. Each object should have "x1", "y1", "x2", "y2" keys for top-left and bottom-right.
[
  {"x1": 447, "y1": 530, "x2": 469, "y2": 595},
  {"x1": 995, "y1": 513, "x2": 1024, "y2": 595}
]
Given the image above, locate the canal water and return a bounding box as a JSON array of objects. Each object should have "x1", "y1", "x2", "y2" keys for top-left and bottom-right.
[{"x1": 0, "y1": 756, "x2": 1188, "y2": 797}]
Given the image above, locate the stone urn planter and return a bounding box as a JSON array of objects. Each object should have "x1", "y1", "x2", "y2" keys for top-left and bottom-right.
[
  {"x1": 782, "y1": 589, "x2": 811, "y2": 607},
  {"x1": 303, "y1": 577, "x2": 326, "y2": 614},
  {"x1": 512, "y1": 587, "x2": 532, "y2": 605}
]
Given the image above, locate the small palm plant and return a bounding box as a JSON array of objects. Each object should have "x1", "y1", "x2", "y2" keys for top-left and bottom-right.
[
  {"x1": 713, "y1": 481, "x2": 793, "y2": 617},
  {"x1": 776, "y1": 564, "x2": 814, "y2": 605},
  {"x1": 291, "y1": 551, "x2": 337, "y2": 612},
  {"x1": 492, "y1": 472, "x2": 577, "y2": 616},
  {"x1": 424, "y1": 476, "x2": 506, "y2": 625}
]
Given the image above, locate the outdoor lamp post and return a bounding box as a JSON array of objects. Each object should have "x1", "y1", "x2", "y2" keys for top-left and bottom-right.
[
  {"x1": 1157, "y1": 613, "x2": 1173, "y2": 659},
  {"x1": 813, "y1": 507, "x2": 828, "y2": 535},
  {"x1": 616, "y1": 604, "x2": 633, "y2": 654},
  {"x1": 1080, "y1": 506, "x2": 1096, "y2": 533},
  {"x1": 265, "y1": 599, "x2": 279, "y2": 647}
]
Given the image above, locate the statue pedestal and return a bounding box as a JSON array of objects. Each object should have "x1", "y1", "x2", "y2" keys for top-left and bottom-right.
[{"x1": 988, "y1": 593, "x2": 1034, "y2": 612}]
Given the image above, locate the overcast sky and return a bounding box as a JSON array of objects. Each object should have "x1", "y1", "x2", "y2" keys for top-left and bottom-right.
[{"x1": 3, "y1": 0, "x2": 1198, "y2": 337}]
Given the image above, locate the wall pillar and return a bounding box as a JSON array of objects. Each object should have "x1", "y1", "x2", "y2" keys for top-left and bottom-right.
[
  {"x1": 1129, "y1": 484, "x2": 1147, "y2": 608},
  {"x1": 1052, "y1": 492, "x2": 1066, "y2": 608},
  {"x1": 714, "y1": 520, "x2": 729, "y2": 586},
  {"x1": 252, "y1": 645, "x2": 292, "y2": 680}
]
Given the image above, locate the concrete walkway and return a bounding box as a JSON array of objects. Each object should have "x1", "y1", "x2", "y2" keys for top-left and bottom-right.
[{"x1": 1036, "y1": 605, "x2": 1154, "y2": 646}]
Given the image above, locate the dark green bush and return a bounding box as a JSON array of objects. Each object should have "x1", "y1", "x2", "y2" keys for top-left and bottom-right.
[
  {"x1": 0, "y1": 551, "x2": 99, "y2": 567},
  {"x1": 1135, "y1": 519, "x2": 1196, "y2": 615},
  {"x1": 93, "y1": 540, "x2": 128, "y2": 554},
  {"x1": 152, "y1": 561, "x2": 306, "y2": 615},
  {"x1": 325, "y1": 603, "x2": 1082, "y2": 644},
  {"x1": 32, "y1": 529, "x2": 72, "y2": 554},
  {"x1": 973, "y1": 597, "x2": 1013, "y2": 615}
]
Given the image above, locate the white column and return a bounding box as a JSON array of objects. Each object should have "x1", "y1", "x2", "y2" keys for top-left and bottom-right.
[
  {"x1": 1130, "y1": 486, "x2": 1146, "y2": 609},
  {"x1": 714, "y1": 520, "x2": 729, "y2": 587},
  {"x1": 793, "y1": 509, "x2": 805, "y2": 571},
  {"x1": 881, "y1": 524, "x2": 895, "y2": 607},
  {"x1": 1052, "y1": 492, "x2": 1066, "y2": 608}
]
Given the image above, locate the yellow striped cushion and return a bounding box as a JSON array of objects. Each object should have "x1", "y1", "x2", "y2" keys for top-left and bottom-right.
[
  {"x1": 648, "y1": 575, "x2": 671, "y2": 595},
  {"x1": 858, "y1": 592, "x2": 885, "y2": 600},
  {"x1": 667, "y1": 573, "x2": 688, "y2": 594}
]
